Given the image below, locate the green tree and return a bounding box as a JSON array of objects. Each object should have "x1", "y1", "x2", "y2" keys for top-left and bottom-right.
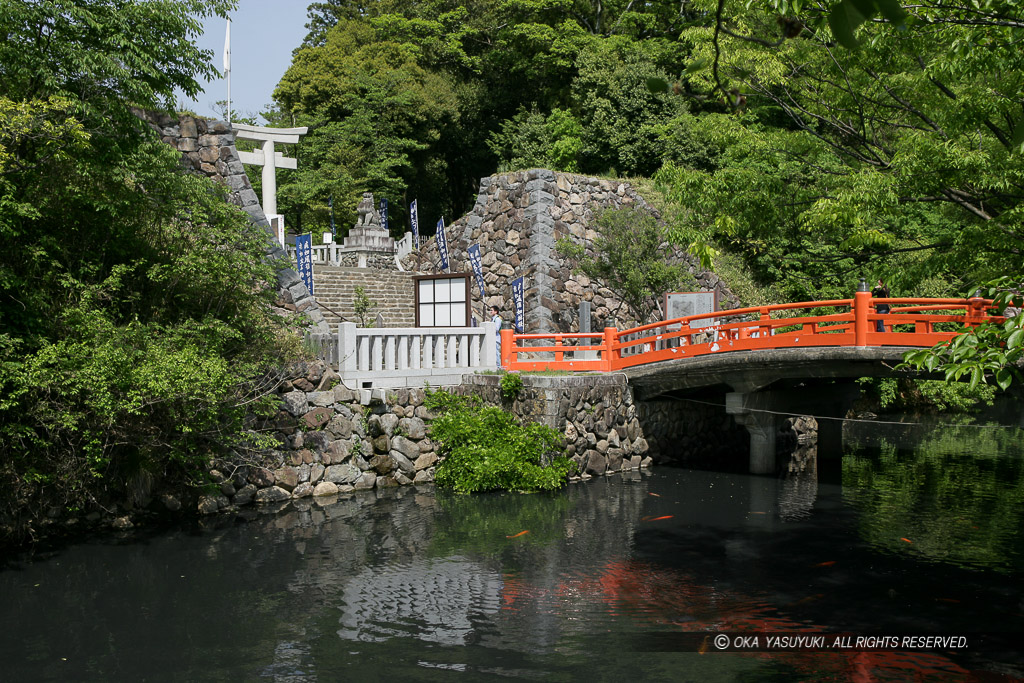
[
  {"x1": 274, "y1": 19, "x2": 461, "y2": 235},
  {"x1": 558, "y1": 206, "x2": 695, "y2": 324},
  {"x1": 488, "y1": 107, "x2": 584, "y2": 172},
  {"x1": 652, "y1": 0, "x2": 1024, "y2": 384},
  {"x1": 0, "y1": 0, "x2": 298, "y2": 541}
]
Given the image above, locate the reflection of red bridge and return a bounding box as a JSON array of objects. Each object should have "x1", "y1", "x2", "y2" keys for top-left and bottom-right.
[
  {"x1": 499, "y1": 291, "x2": 1001, "y2": 373},
  {"x1": 500, "y1": 559, "x2": 984, "y2": 680}
]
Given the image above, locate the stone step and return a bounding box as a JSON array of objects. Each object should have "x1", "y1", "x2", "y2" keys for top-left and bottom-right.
[{"x1": 309, "y1": 266, "x2": 420, "y2": 327}]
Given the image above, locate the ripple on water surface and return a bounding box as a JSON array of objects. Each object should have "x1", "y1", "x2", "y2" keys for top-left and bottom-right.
[{"x1": 1, "y1": 419, "x2": 1022, "y2": 681}]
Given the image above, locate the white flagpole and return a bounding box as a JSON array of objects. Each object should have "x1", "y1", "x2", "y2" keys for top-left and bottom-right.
[{"x1": 223, "y1": 19, "x2": 231, "y2": 122}]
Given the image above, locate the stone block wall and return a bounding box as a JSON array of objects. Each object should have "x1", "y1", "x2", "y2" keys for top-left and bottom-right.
[
  {"x1": 335, "y1": 252, "x2": 399, "y2": 270},
  {"x1": 180, "y1": 365, "x2": 752, "y2": 515},
  {"x1": 194, "y1": 367, "x2": 661, "y2": 513},
  {"x1": 637, "y1": 399, "x2": 747, "y2": 465},
  {"x1": 457, "y1": 375, "x2": 654, "y2": 479},
  {"x1": 404, "y1": 169, "x2": 739, "y2": 334},
  {"x1": 139, "y1": 110, "x2": 328, "y2": 333},
  {"x1": 196, "y1": 361, "x2": 443, "y2": 514},
  {"x1": 312, "y1": 266, "x2": 418, "y2": 327}
]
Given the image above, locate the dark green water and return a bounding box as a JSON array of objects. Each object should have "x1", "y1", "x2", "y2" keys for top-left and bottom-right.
[{"x1": 2, "y1": 418, "x2": 1022, "y2": 682}]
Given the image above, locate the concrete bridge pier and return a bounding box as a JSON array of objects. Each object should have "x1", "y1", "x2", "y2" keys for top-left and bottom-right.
[
  {"x1": 726, "y1": 384, "x2": 861, "y2": 474},
  {"x1": 726, "y1": 392, "x2": 779, "y2": 474}
]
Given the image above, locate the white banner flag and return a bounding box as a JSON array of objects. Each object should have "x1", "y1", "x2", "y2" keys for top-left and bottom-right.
[{"x1": 223, "y1": 20, "x2": 231, "y2": 73}]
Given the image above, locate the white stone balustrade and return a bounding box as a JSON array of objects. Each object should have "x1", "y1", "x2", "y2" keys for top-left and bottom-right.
[
  {"x1": 307, "y1": 322, "x2": 497, "y2": 388},
  {"x1": 285, "y1": 231, "x2": 413, "y2": 267}
]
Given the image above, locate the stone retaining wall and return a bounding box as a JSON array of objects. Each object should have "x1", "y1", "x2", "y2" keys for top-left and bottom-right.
[
  {"x1": 638, "y1": 399, "x2": 747, "y2": 465},
  {"x1": 335, "y1": 252, "x2": 398, "y2": 270},
  {"x1": 139, "y1": 110, "x2": 328, "y2": 333},
  {"x1": 196, "y1": 361, "x2": 442, "y2": 514},
  {"x1": 189, "y1": 367, "x2": 756, "y2": 514},
  {"x1": 457, "y1": 375, "x2": 653, "y2": 478},
  {"x1": 404, "y1": 169, "x2": 739, "y2": 333}
]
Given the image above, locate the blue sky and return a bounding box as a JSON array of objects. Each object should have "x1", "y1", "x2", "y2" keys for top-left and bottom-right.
[{"x1": 177, "y1": 0, "x2": 311, "y2": 124}]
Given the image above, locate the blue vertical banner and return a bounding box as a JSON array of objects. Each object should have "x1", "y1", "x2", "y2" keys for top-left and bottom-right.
[
  {"x1": 379, "y1": 197, "x2": 388, "y2": 232},
  {"x1": 467, "y1": 243, "x2": 485, "y2": 299},
  {"x1": 295, "y1": 233, "x2": 314, "y2": 296},
  {"x1": 410, "y1": 199, "x2": 419, "y2": 250},
  {"x1": 436, "y1": 217, "x2": 449, "y2": 271},
  {"x1": 328, "y1": 195, "x2": 336, "y2": 240},
  {"x1": 511, "y1": 276, "x2": 525, "y2": 333}
]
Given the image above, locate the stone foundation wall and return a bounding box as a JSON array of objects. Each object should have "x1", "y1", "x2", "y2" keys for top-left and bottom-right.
[
  {"x1": 195, "y1": 362, "x2": 443, "y2": 514},
  {"x1": 139, "y1": 110, "x2": 328, "y2": 333},
  {"x1": 335, "y1": 252, "x2": 398, "y2": 270},
  {"x1": 457, "y1": 375, "x2": 653, "y2": 479},
  {"x1": 404, "y1": 169, "x2": 739, "y2": 333},
  {"x1": 637, "y1": 399, "x2": 748, "y2": 465},
  {"x1": 190, "y1": 368, "x2": 672, "y2": 514}
]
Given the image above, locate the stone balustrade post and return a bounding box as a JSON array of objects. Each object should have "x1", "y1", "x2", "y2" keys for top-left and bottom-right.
[
  {"x1": 481, "y1": 322, "x2": 497, "y2": 370},
  {"x1": 339, "y1": 322, "x2": 357, "y2": 374}
]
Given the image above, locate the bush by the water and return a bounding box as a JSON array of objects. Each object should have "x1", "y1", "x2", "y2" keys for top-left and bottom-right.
[
  {"x1": 857, "y1": 377, "x2": 997, "y2": 413},
  {"x1": 425, "y1": 389, "x2": 574, "y2": 493}
]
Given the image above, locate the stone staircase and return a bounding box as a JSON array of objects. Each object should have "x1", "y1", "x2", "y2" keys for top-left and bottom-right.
[{"x1": 312, "y1": 265, "x2": 419, "y2": 327}]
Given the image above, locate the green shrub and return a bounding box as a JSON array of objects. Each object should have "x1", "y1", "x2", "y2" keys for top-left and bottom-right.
[
  {"x1": 500, "y1": 372, "x2": 523, "y2": 401},
  {"x1": 425, "y1": 389, "x2": 574, "y2": 493},
  {"x1": 857, "y1": 377, "x2": 997, "y2": 413}
]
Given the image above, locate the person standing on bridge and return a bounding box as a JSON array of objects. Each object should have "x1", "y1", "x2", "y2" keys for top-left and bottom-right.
[
  {"x1": 490, "y1": 305, "x2": 504, "y2": 368},
  {"x1": 871, "y1": 279, "x2": 890, "y2": 332}
]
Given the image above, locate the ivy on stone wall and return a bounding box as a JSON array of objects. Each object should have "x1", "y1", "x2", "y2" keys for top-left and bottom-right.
[{"x1": 426, "y1": 389, "x2": 574, "y2": 493}]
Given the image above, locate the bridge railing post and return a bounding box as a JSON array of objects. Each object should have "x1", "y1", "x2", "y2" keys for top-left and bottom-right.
[
  {"x1": 602, "y1": 327, "x2": 618, "y2": 371},
  {"x1": 500, "y1": 328, "x2": 514, "y2": 369},
  {"x1": 966, "y1": 293, "x2": 987, "y2": 328},
  {"x1": 854, "y1": 280, "x2": 871, "y2": 346},
  {"x1": 759, "y1": 308, "x2": 771, "y2": 339}
]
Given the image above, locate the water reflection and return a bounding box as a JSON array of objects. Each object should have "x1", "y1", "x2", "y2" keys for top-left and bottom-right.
[
  {"x1": 337, "y1": 558, "x2": 502, "y2": 645},
  {"x1": 0, "y1": 421, "x2": 1022, "y2": 681},
  {"x1": 843, "y1": 419, "x2": 1024, "y2": 573},
  {"x1": 779, "y1": 441, "x2": 818, "y2": 522}
]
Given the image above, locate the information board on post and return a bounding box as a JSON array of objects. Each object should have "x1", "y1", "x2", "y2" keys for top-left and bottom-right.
[{"x1": 665, "y1": 291, "x2": 717, "y2": 328}]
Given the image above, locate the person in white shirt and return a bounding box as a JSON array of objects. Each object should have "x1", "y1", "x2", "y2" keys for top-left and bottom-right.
[{"x1": 490, "y1": 305, "x2": 503, "y2": 368}]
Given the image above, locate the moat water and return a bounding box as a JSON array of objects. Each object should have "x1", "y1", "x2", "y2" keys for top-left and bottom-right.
[{"x1": 2, "y1": 416, "x2": 1022, "y2": 682}]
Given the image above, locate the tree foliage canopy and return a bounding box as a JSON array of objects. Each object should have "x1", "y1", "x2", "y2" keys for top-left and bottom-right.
[
  {"x1": 0, "y1": 0, "x2": 299, "y2": 540},
  {"x1": 274, "y1": 0, "x2": 1024, "y2": 386}
]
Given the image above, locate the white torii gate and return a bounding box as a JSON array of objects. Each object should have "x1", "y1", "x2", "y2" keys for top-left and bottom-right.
[{"x1": 233, "y1": 123, "x2": 308, "y2": 246}]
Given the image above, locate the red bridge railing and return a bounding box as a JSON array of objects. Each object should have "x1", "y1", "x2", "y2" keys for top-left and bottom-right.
[{"x1": 499, "y1": 292, "x2": 1001, "y2": 372}]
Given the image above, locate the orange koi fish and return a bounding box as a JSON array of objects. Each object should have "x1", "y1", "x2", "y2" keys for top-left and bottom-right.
[
  {"x1": 648, "y1": 493, "x2": 661, "y2": 497},
  {"x1": 900, "y1": 537, "x2": 913, "y2": 544},
  {"x1": 506, "y1": 530, "x2": 530, "y2": 538},
  {"x1": 813, "y1": 561, "x2": 837, "y2": 568},
  {"x1": 645, "y1": 515, "x2": 674, "y2": 521}
]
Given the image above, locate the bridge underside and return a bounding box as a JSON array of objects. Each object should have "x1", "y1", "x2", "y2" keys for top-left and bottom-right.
[
  {"x1": 623, "y1": 346, "x2": 930, "y2": 398},
  {"x1": 625, "y1": 347, "x2": 935, "y2": 474}
]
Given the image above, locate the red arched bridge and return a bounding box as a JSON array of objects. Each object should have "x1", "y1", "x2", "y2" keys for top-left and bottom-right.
[
  {"x1": 499, "y1": 290, "x2": 1001, "y2": 380},
  {"x1": 499, "y1": 290, "x2": 1003, "y2": 473}
]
